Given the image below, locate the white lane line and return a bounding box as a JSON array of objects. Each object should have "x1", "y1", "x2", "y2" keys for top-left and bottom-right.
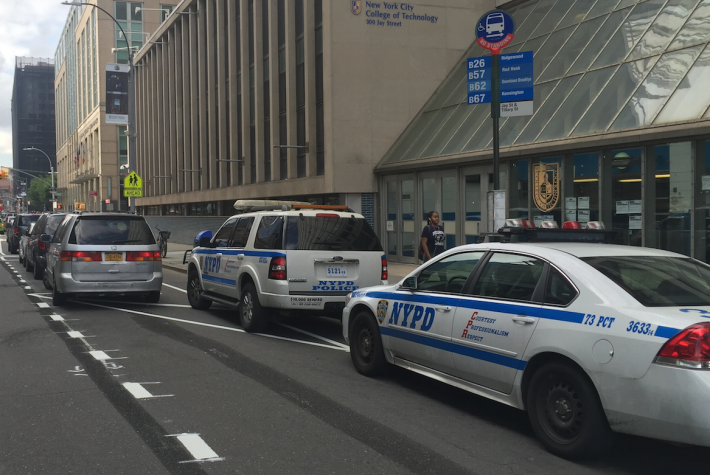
[
  {"x1": 50, "y1": 314, "x2": 64, "y2": 321},
  {"x1": 19, "y1": 279, "x2": 26, "y2": 284},
  {"x1": 277, "y1": 323, "x2": 350, "y2": 350},
  {"x1": 67, "y1": 331, "x2": 84, "y2": 338},
  {"x1": 90, "y1": 350, "x2": 112, "y2": 360},
  {"x1": 122, "y1": 382, "x2": 174, "y2": 399},
  {"x1": 168, "y1": 434, "x2": 222, "y2": 462},
  {"x1": 76, "y1": 300, "x2": 347, "y2": 352},
  {"x1": 163, "y1": 282, "x2": 186, "y2": 293},
  {"x1": 36, "y1": 302, "x2": 50, "y2": 308},
  {"x1": 24, "y1": 286, "x2": 31, "y2": 290}
]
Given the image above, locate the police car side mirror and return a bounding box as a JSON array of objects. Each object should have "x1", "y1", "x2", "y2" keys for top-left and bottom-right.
[
  {"x1": 199, "y1": 236, "x2": 212, "y2": 248},
  {"x1": 400, "y1": 276, "x2": 418, "y2": 291}
]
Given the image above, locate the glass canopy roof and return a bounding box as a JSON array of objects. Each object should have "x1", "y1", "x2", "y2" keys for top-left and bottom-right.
[{"x1": 381, "y1": 0, "x2": 710, "y2": 165}]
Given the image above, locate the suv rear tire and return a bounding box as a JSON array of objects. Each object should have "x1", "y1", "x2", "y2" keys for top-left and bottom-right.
[
  {"x1": 187, "y1": 270, "x2": 212, "y2": 310},
  {"x1": 240, "y1": 282, "x2": 269, "y2": 332},
  {"x1": 43, "y1": 268, "x2": 52, "y2": 290},
  {"x1": 350, "y1": 311, "x2": 387, "y2": 376}
]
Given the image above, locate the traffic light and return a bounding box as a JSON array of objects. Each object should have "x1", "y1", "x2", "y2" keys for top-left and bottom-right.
[{"x1": 56, "y1": 203, "x2": 63, "y2": 210}]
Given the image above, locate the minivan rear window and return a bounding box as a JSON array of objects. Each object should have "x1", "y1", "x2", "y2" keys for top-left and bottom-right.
[
  {"x1": 69, "y1": 217, "x2": 156, "y2": 245},
  {"x1": 285, "y1": 216, "x2": 383, "y2": 251}
]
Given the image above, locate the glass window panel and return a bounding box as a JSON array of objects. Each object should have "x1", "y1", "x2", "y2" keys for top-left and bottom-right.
[
  {"x1": 517, "y1": 35, "x2": 550, "y2": 62},
  {"x1": 693, "y1": 140, "x2": 710, "y2": 263},
  {"x1": 500, "y1": 80, "x2": 559, "y2": 146},
  {"x1": 115, "y1": 2, "x2": 127, "y2": 20},
  {"x1": 383, "y1": 112, "x2": 437, "y2": 163},
  {"x1": 591, "y1": 0, "x2": 665, "y2": 69},
  {"x1": 440, "y1": 104, "x2": 488, "y2": 155},
  {"x1": 529, "y1": 0, "x2": 574, "y2": 38},
  {"x1": 705, "y1": 104, "x2": 710, "y2": 118},
  {"x1": 568, "y1": 8, "x2": 631, "y2": 75},
  {"x1": 406, "y1": 107, "x2": 457, "y2": 160},
  {"x1": 534, "y1": 27, "x2": 576, "y2": 82},
  {"x1": 611, "y1": 46, "x2": 703, "y2": 130},
  {"x1": 442, "y1": 176, "x2": 457, "y2": 248},
  {"x1": 586, "y1": 0, "x2": 620, "y2": 19},
  {"x1": 443, "y1": 73, "x2": 468, "y2": 108},
  {"x1": 656, "y1": 45, "x2": 710, "y2": 123},
  {"x1": 669, "y1": 0, "x2": 710, "y2": 50},
  {"x1": 538, "y1": 15, "x2": 608, "y2": 82},
  {"x1": 627, "y1": 0, "x2": 699, "y2": 60},
  {"x1": 509, "y1": 160, "x2": 529, "y2": 219},
  {"x1": 464, "y1": 117, "x2": 494, "y2": 152},
  {"x1": 516, "y1": 75, "x2": 582, "y2": 144},
  {"x1": 573, "y1": 152, "x2": 600, "y2": 223},
  {"x1": 515, "y1": 0, "x2": 558, "y2": 42},
  {"x1": 421, "y1": 104, "x2": 471, "y2": 157},
  {"x1": 610, "y1": 147, "x2": 642, "y2": 246},
  {"x1": 558, "y1": 0, "x2": 597, "y2": 29},
  {"x1": 465, "y1": 174, "x2": 482, "y2": 222},
  {"x1": 539, "y1": 66, "x2": 617, "y2": 140},
  {"x1": 616, "y1": 0, "x2": 637, "y2": 8},
  {"x1": 131, "y1": 2, "x2": 142, "y2": 21},
  {"x1": 573, "y1": 57, "x2": 658, "y2": 136},
  {"x1": 653, "y1": 143, "x2": 692, "y2": 256},
  {"x1": 509, "y1": 1, "x2": 542, "y2": 46},
  {"x1": 425, "y1": 62, "x2": 466, "y2": 111},
  {"x1": 422, "y1": 178, "x2": 436, "y2": 222}
]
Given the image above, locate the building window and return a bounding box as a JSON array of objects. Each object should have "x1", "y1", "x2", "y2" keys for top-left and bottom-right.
[
  {"x1": 163, "y1": 204, "x2": 184, "y2": 215},
  {"x1": 570, "y1": 153, "x2": 599, "y2": 225},
  {"x1": 188, "y1": 202, "x2": 219, "y2": 215},
  {"x1": 114, "y1": 2, "x2": 143, "y2": 65},
  {"x1": 609, "y1": 148, "x2": 642, "y2": 247},
  {"x1": 160, "y1": 4, "x2": 174, "y2": 22}
]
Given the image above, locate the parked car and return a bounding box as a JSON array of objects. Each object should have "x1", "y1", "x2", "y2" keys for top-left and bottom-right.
[
  {"x1": 186, "y1": 203, "x2": 387, "y2": 332},
  {"x1": 19, "y1": 222, "x2": 35, "y2": 267},
  {"x1": 7, "y1": 214, "x2": 40, "y2": 254},
  {"x1": 25, "y1": 213, "x2": 68, "y2": 285},
  {"x1": 45, "y1": 213, "x2": 163, "y2": 305}
]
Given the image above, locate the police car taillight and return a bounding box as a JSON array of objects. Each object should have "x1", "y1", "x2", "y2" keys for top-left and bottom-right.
[
  {"x1": 585, "y1": 221, "x2": 606, "y2": 230},
  {"x1": 381, "y1": 257, "x2": 388, "y2": 280},
  {"x1": 539, "y1": 221, "x2": 559, "y2": 228},
  {"x1": 655, "y1": 322, "x2": 710, "y2": 369},
  {"x1": 562, "y1": 221, "x2": 581, "y2": 229},
  {"x1": 268, "y1": 256, "x2": 287, "y2": 280}
]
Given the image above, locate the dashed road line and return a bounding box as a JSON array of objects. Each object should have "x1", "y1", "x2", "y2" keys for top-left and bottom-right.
[
  {"x1": 168, "y1": 433, "x2": 222, "y2": 463},
  {"x1": 122, "y1": 382, "x2": 174, "y2": 399}
]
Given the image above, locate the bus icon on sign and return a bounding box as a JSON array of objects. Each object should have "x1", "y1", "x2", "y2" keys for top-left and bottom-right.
[{"x1": 486, "y1": 13, "x2": 505, "y2": 37}]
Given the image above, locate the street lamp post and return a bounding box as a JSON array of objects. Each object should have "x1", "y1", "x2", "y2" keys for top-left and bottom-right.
[
  {"x1": 22, "y1": 147, "x2": 55, "y2": 203},
  {"x1": 62, "y1": 1, "x2": 138, "y2": 213}
]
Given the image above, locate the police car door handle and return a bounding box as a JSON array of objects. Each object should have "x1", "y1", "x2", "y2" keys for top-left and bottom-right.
[
  {"x1": 513, "y1": 315, "x2": 535, "y2": 324},
  {"x1": 237, "y1": 254, "x2": 244, "y2": 260},
  {"x1": 435, "y1": 306, "x2": 452, "y2": 312}
]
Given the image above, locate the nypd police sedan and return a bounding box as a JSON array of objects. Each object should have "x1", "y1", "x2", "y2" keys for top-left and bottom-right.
[{"x1": 343, "y1": 240, "x2": 710, "y2": 458}]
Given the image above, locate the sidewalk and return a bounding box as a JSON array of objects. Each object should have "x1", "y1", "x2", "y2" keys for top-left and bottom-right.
[{"x1": 160, "y1": 243, "x2": 419, "y2": 282}]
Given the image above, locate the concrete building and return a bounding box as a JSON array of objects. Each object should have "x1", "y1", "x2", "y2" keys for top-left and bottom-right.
[
  {"x1": 11, "y1": 57, "x2": 57, "y2": 201},
  {"x1": 377, "y1": 0, "x2": 710, "y2": 263},
  {"x1": 54, "y1": 0, "x2": 175, "y2": 213},
  {"x1": 131, "y1": 0, "x2": 495, "y2": 223}
]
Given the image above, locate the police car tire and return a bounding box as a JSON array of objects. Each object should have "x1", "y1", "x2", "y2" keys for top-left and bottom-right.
[
  {"x1": 240, "y1": 283, "x2": 269, "y2": 333},
  {"x1": 187, "y1": 270, "x2": 212, "y2": 310},
  {"x1": 527, "y1": 362, "x2": 612, "y2": 459},
  {"x1": 350, "y1": 311, "x2": 386, "y2": 376}
]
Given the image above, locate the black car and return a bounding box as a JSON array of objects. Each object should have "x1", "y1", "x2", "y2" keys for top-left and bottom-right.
[
  {"x1": 25, "y1": 213, "x2": 68, "y2": 286},
  {"x1": 7, "y1": 214, "x2": 40, "y2": 254}
]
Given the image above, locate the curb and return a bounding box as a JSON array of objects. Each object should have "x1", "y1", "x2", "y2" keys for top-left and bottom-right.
[{"x1": 163, "y1": 263, "x2": 187, "y2": 275}]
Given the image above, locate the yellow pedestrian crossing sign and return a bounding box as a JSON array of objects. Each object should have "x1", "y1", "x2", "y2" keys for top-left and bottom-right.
[{"x1": 124, "y1": 171, "x2": 142, "y2": 189}]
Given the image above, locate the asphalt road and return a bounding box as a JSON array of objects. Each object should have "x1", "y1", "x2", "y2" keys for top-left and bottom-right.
[{"x1": 1, "y1": 237, "x2": 708, "y2": 475}]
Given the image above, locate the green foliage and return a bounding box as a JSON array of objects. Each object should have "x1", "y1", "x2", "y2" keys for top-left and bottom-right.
[{"x1": 27, "y1": 175, "x2": 53, "y2": 212}]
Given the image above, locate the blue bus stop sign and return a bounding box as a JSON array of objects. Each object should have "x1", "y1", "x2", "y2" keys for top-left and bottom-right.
[{"x1": 476, "y1": 10, "x2": 515, "y2": 52}]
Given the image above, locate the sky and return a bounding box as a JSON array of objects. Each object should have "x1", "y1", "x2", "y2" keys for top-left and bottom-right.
[{"x1": 0, "y1": 0, "x2": 67, "y2": 169}]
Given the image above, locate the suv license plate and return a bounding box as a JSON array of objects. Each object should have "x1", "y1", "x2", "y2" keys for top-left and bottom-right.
[
  {"x1": 326, "y1": 265, "x2": 347, "y2": 278},
  {"x1": 105, "y1": 253, "x2": 123, "y2": 261}
]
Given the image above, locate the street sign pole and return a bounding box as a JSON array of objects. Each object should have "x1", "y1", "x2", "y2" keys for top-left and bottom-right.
[{"x1": 491, "y1": 51, "x2": 501, "y2": 190}]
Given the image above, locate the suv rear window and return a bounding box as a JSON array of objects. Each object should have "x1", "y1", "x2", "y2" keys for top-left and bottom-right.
[
  {"x1": 285, "y1": 216, "x2": 383, "y2": 251},
  {"x1": 68, "y1": 216, "x2": 156, "y2": 245},
  {"x1": 583, "y1": 256, "x2": 710, "y2": 307}
]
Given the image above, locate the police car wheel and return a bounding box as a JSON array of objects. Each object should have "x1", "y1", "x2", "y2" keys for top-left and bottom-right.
[
  {"x1": 527, "y1": 362, "x2": 612, "y2": 459},
  {"x1": 187, "y1": 270, "x2": 212, "y2": 310},
  {"x1": 350, "y1": 311, "x2": 386, "y2": 376},
  {"x1": 240, "y1": 283, "x2": 269, "y2": 333}
]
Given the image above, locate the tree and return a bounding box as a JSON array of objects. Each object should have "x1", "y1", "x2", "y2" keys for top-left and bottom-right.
[{"x1": 27, "y1": 175, "x2": 52, "y2": 212}]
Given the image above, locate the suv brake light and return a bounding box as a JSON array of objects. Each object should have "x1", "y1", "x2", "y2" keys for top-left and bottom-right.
[
  {"x1": 269, "y1": 256, "x2": 287, "y2": 280},
  {"x1": 127, "y1": 251, "x2": 161, "y2": 261},
  {"x1": 61, "y1": 251, "x2": 102, "y2": 262},
  {"x1": 655, "y1": 322, "x2": 710, "y2": 369},
  {"x1": 38, "y1": 240, "x2": 46, "y2": 250},
  {"x1": 381, "y1": 257, "x2": 388, "y2": 280}
]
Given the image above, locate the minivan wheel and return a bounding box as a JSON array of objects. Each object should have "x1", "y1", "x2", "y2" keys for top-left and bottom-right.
[
  {"x1": 239, "y1": 283, "x2": 269, "y2": 333},
  {"x1": 26, "y1": 253, "x2": 34, "y2": 273},
  {"x1": 187, "y1": 270, "x2": 212, "y2": 310},
  {"x1": 52, "y1": 277, "x2": 67, "y2": 306},
  {"x1": 350, "y1": 311, "x2": 387, "y2": 376},
  {"x1": 32, "y1": 258, "x2": 42, "y2": 280},
  {"x1": 146, "y1": 291, "x2": 161, "y2": 304}
]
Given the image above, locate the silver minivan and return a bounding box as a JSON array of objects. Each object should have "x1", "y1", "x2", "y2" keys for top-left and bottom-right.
[{"x1": 45, "y1": 213, "x2": 163, "y2": 306}]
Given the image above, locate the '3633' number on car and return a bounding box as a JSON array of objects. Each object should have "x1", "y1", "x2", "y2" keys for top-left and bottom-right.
[{"x1": 627, "y1": 320, "x2": 654, "y2": 336}]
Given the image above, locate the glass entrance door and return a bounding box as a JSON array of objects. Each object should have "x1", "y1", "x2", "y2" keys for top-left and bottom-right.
[
  {"x1": 384, "y1": 175, "x2": 417, "y2": 264},
  {"x1": 462, "y1": 165, "x2": 493, "y2": 243}
]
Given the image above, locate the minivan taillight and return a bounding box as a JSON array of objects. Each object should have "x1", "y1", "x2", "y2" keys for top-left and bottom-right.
[
  {"x1": 269, "y1": 256, "x2": 287, "y2": 280},
  {"x1": 655, "y1": 322, "x2": 710, "y2": 369},
  {"x1": 61, "y1": 251, "x2": 102, "y2": 262},
  {"x1": 381, "y1": 257, "x2": 388, "y2": 280},
  {"x1": 126, "y1": 251, "x2": 161, "y2": 261}
]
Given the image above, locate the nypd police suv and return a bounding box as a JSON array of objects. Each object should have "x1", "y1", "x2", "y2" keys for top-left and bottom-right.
[
  {"x1": 343, "y1": 220, "x2": 710, "y2": 459},
  {"x1": 186, "y1": 202, "x2": 387, "y2": 332}
]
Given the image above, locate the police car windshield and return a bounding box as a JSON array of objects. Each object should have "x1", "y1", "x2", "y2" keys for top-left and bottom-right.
[
  {"x1": 285, "y1": 216, "x2": 383, "y2": 251},
  {"x1": 583, "y1": 256, "x2": 710, "y2": 307}
]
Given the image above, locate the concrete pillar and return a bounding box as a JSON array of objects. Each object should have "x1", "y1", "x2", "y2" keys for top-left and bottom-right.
[
  {"x1": 227, "y1": 0, "x2": 240, "y2": 186},
  {"x1": 216, "y1": 0, "x2": 229, "y2": 188},
  {"x1": 198, "y1": 0, "x2": 209, "y2": 191},
  {"x1": 181, "y1": 14, "x2": 192, "y2": 193},
  {"x1": 167, "y1": 28, "x2": 177, "y2": 195},
  {"x1": 189, "y1": 7, "x2": 200, "y2": 192},
  {"x1": 304, "y1": 0, "x2": 317, "y2": 176},
  {"x1": 285, "y1": 0, "x2": 297, "y2": 179},
  {"x1": 239, "y1": 0, "x2": 251, "y2": 184},
  {"x1": 206, "y1": 0, "x2": 218, "y2": 189},
  {"x1": 174, "y1": 21, "x2": 185, "y2": 194},
  {"x1": 268, "y1": 0, "x2": 279, "y2": 183}
]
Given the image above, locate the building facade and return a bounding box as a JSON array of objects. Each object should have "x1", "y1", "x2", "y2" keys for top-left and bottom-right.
[
  {"x1": 132, "y1": 0, "x2": 493, "y2": 221},
  {"x1": 11, "y1": 57, "x2": 57, "y2": 201},
  {"x1": 54, "y1": 0, "x2": 173, "y2": 213},
  {"x1": 377, "y1": 0, "x2": 710, "y2": 263}
]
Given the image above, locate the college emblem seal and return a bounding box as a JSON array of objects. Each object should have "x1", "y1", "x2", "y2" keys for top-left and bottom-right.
[
  {"x1": 376, "y1": 300, "x2": 388, "y2": 323},
  {"x1": 533, "y1": 162, "x2": 560, "y2": 212},
  {"x1": 351, "y1": 0, "x2": 362, "y2": 15}
]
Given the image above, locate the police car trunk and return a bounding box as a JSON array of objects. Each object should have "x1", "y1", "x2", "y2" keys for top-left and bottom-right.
[{"x1": 280, "y1": 207, "x2": 387, "y2": 313}]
